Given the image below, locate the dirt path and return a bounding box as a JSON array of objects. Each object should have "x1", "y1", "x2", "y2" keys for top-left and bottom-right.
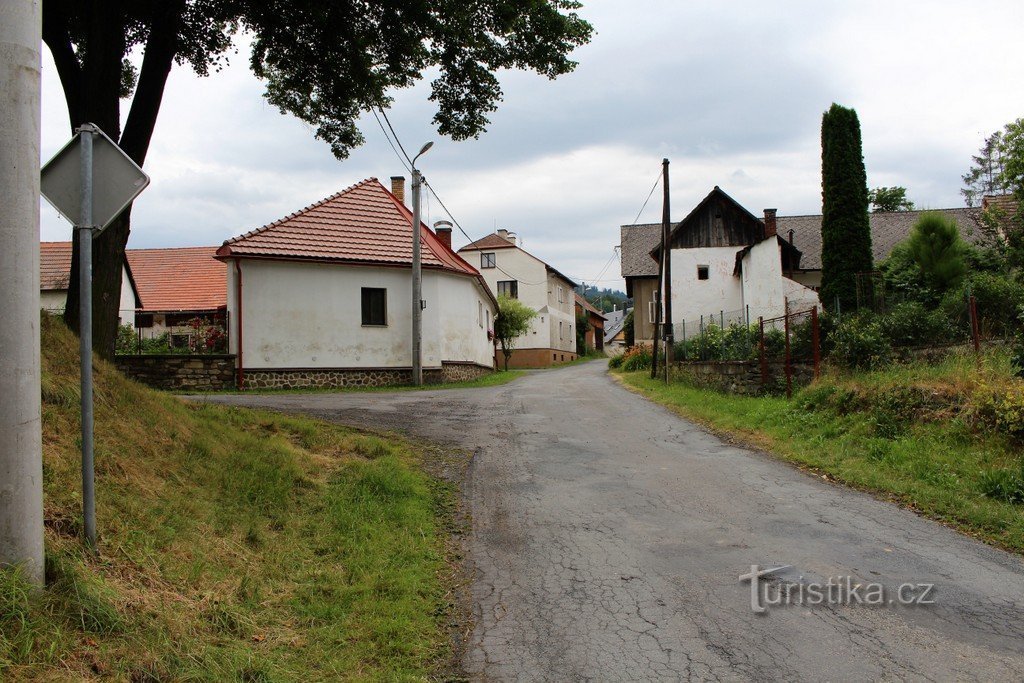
[{"x1": 198, "y1": 361, "x2": 1024, "y2": 681}]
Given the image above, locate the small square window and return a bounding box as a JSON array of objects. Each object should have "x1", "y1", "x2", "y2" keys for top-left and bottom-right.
[
  {"x1": 697, "y1": 265, "x2": 710, "y2": 281},
  {"x1": 361, "y1": 287, "x2": 387, "y2": 326},
  {"x1": 481, "y1": 252, "x2": 496, "y2": 269},
  {"x1": 497, "y1": 280, "x2": 518, "y2": 299}
]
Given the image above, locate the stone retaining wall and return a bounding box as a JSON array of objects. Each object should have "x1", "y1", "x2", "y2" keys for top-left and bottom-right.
[
  {"x1": 241, "y1": 361, "x2": 493, "y2": 390},
  {"x1": 672, "y1": 359, "x2": 816, "y2": 396},
  {"x1": 116, "y1": 354, "x2": 236, "y2": 391}
]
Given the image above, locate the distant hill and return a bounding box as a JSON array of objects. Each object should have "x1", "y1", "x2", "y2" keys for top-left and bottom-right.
[{"x1": 579, "y1": 287, "x2": 630, "y2": 313}]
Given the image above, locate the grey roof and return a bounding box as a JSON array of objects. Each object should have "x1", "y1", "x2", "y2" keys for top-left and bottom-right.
[
  {"x1": 603, "y1": 308, "x2": 629, "y2": 343},
  {"x1": 620, "y1": 224, "x2": 661, "y2": 278},
  {"x1": 778, "y1": 207, "x2": 991, "y2": 271}
]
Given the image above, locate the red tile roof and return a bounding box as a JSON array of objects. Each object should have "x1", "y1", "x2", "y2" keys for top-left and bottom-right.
[
  {"x1": 217, "y1": 178, "x2": 483, "y2": 282},
  {"x1": 574, "y1": 293, "x2": 606, "y2": 319},
  {"x1": 40, "y1": 241, "x2": 72, "y2": 291},
  {"x1": 126, "y1": 246, "x2": 226, "y2": 312},
  {"x1": 461, "y1": 233, "x2": 519, "y2": 250}
]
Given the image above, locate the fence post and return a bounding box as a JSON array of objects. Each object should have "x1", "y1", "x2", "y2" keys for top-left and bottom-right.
[
  {"x1": 758, "y1": 316, "x2": 767, "y2": 390},
  {"x1": 700, "y1": 314, "x2": 704, "y2": 361},
  {"x1": 969, "y1": 294, "x2": 980, "y2": 356},
  {"x1": 720, "y1": 310, "x2": 724, "y2": 330},
  {"x1": 784, "y1": 307, "x2": 793, "y2": 399},
  {"x1": 811, "y1": 306, "x2": 821, "y2": 379},
  {"x1": 681, "y1": 320, "x2": 686, "y2": 360}
]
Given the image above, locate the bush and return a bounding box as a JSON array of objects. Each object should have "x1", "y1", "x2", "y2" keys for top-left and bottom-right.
[
  {"x1": 970, "y1": 382, "x2": 1024, "y2": 442},
  {"x1": 608, "y1": 354, "x2": 624, "y2": 369},
  {"x1": 620, "y1": 345, "x2": 652, "y2": 372},
  {"x1": 879, "y1": 302, "x2": 960, "y2": 348},
  {"x1": 827, "y1": 312, "x2": 892, "y2": 370},
  {"x1": 941, "y1": 272, "x2": 1024, "y2": 339}
]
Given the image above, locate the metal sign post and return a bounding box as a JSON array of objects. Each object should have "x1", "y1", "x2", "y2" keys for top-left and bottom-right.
[
  {"x1": 40, "y1": 122, "x2": 149, "y2": 549},
  {"x1": 78, "y1": 125, "x2": 96, "y2": 547}
]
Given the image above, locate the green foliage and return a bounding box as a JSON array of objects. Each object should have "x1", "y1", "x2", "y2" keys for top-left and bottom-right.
[
  {"x1": 970, "y1": 381, "x2": 1024, "y2": 442},
  {"x1": 979, "y1": 468, "x2": 1024, "y2": 504},
  {"x1": 999, "y1": 118, "x2": 1024, "y2": 198},
  {"x1": 878, "y1": 302, "x2": 959, "y2": 347},
  {"x1": 906, "y1": 213, "x2": 967, "y2": 295},
  {"x1": 820, "y1": 103, "x2": 873, "y2": 313},
  {"x1": 576, "y1": 311, "x2": 590, "y2": 355},
  {"x1": 869, "y1": 186, "x2": 914, "y2": 212},
  {"x1": 941, "y1": 272, "x2": 1024, "y2": 338},
  {"x1": 962, "y1": 130, "x2": 1008, "y2": 206},
  {"x1": 620, "y1": 345, "x2": 652, "y2": 372},
  {"x1": 827, "y1": 312, "x2": 892, "y2": 370},
  {"x1": 494, "y1": 295, "x2": 538, "y2": 370},
  {"x1": 582, "y1": 287, "x2": 629, "y2": 313},
  {"x1": 623, "y1": 310, "x2": 635, "y2": 347},
  {"x1": 676, "y1": 323, "x2": 760, "y2": 361},
  {"x1": 608, "y1": 354, "x2": 625, "y2": 369}
]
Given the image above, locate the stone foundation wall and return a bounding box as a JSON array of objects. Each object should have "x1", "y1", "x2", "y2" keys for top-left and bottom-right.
[
  {"x1": 672, "y1": 359, "x2": 816, "y2": 396},
  {"x1": 116, "y1": 354, "x2": 236, "y2": 391},
  {"x1": 241, "y1": 361, "x2": 493, "y2": 390}
]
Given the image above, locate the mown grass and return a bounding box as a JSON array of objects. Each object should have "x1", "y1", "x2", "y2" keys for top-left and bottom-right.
[
  {"x1": 1, "y1": 314, "x2": 459, "y2": 680},
  {"x1": 615, "y1": 350, "x2": 1024, "y2": 554}
]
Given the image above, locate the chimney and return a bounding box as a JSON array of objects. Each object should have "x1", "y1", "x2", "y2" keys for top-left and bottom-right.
[
  {"x1": 390, "y1": 175, "x2": 405, "y2": 205},
  {"x1": 496, "y1": 228, "x2": 516, "y2": 245},
  {"x1": 763, "y1": 208, "x2": 777, "y2": 238},
  {"x1": 434, "y1": 220, "x2": 453, "y2": 251}
]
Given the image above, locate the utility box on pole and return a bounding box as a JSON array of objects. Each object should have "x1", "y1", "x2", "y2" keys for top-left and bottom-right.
[{"x1": 0, "y1": 0, "x2": 44, "y2": 585}]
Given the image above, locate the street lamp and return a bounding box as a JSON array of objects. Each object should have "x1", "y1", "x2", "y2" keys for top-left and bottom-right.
[{"x1": 411, "y1": 141, "x2": 433, "y2": 385}]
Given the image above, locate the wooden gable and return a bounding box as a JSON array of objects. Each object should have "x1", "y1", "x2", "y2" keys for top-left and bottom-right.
[{"x1": 669, "y1": 187, "x2": 765, "y2": 249}]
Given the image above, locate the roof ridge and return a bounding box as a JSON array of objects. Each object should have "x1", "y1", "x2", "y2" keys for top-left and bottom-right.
[{"x1": 223, "y1": 177, "x2": 378, "y2": 246}]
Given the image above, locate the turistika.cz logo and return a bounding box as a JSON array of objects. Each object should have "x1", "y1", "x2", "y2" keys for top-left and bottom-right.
[{"x1": 738, "y1": 565, "x2": 936, "y2": 614}]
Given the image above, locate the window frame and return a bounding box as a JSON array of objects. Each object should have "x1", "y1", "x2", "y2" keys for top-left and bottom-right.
[
  {"x1": 497, "y1": 280, "x2": 519, "y2": 299},
  {"x1": 481, "y1": 252, "x2": 496, "y2": 269},
  {"x1": 361, "y1": 287, "x2": 388, "y2": 326}
]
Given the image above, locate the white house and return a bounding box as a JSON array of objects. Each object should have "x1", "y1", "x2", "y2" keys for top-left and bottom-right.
[
  {"x1": 40, "y1": 241, "x2": 139, "y2": 325},
  {"x1": 652, "y1": 187, "x2": 820, "y2": 335},
  {"x1": 216, "y1": 177, "x2": 497, "y2": 389},
  {"x1": 458, "y1": 230, "x2": 578, "y2": 367}
]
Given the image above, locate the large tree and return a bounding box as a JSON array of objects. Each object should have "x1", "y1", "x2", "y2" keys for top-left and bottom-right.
[
  {"x1": 820, "y1": 103, "x2": 872, "y2": 313},
  {"x1": 868, "y1": 186, "x2": 913, "y2": 212},
  {"x1": 44, "y1": 1, "x2": 593, "y2": 358},
  {"x1": 961, "y1": 129, "x2": 1008, "y2": 207}
]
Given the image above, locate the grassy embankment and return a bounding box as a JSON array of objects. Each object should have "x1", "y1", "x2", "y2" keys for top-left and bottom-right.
[
  {"x1": 615, "y1": 350, "x2": 1024, "y2": 553},
  {"x1": 1, "y1": 315, "x2": 464, "y2": 680}
]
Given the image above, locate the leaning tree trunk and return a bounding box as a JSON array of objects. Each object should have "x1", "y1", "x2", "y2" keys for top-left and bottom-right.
[{"x1": 63, "y1": 211, "x2": 131, "y2": 360}]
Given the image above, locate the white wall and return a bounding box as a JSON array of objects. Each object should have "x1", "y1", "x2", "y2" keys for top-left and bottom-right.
[
  {"x1": 227, "y1": 259, "x2": 494, "y2": 369},
  {"x1": 41, "y1": 264, "x2": 136, "y2": 326},
  {"x1": 740, "y1": 238, "x2": 786, "y2": 321},
  {"x1": 463, "y1": 243, "x2": 575, "y2": 353},
  {"x1": 669, "y1": 246, "x2": 744, "y2": 323},
  {"x1": 783, "y1": 278, "x2": 822, "y2": 313}
]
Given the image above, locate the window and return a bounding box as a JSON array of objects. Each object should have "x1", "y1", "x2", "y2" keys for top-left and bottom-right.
[
  {"x1": 559, "y1": 321, "x2": 564, "y2": 340},
  {"x1": 361, "y1": 287, "x2": 387, "y2": 326},
  {"x1": 497, "y1": 280, "x2": 518, "y2": 299},
  {"x1": 557, "y1": 286, "x2": 565, "y2": 303},
  {"x1": 481, "y1": 252, "x2": 496, "y2": 269},
  {"x1": 697, "y1": 265, "x2": 710, "y2": 281},
  {"x1": 486, "y1": 309, "x2": 491, "y2": 330},
  {"x1": 478, "y1": 301, "x2": 484, "y2": 328}
]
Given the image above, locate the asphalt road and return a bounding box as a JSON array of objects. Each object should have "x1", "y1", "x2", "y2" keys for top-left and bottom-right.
[{"x1": 198, "y1": 361, "x2": 1024, "y2": 681}]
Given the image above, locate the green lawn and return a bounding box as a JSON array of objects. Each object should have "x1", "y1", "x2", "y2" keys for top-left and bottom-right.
[
  {"x1": 614, "y1": 351, "x2": 1024, "y2": 554},
  {"x1": 1, "y1": 316, "x2": 462, "y2": 680}
]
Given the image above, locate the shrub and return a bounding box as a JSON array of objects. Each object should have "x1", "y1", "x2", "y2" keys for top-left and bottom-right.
[
  {"x1": 970, "y1": 382, "x2": 1024, "y2": 442},
  {"x1": 879, "y1": 302, "x2": 959, "y2": 348},
  {"x1": 620, "y1": 345, "x2": 652, "y2": 372},
  {"x1": 941, "y1": 272, "x2": 1024, "y2": 339},
  {"x1": 906, "y1": 212, "x2": 968, "y2": 295},
  {"x1": 608, "y1": 354, "x2": 624, "y2": 369},
  {"x1": 827, "y1": 312, "x2": 892, "y2": 370}
]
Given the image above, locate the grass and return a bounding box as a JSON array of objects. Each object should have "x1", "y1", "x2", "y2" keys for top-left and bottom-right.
[
  {"x1": 615, "y1": 349, "x2": 1024, "y2": 554},
  {"x1": 1, "y1": 314, "x2": 462, "y2": 680},
  {"x1": 186, "y1": 369, "x2": 525, "y2": 395}
]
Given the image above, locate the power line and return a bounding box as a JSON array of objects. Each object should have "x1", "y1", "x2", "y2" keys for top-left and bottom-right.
[
  {"x1": 371, "y1": 108, "x2": 410, "y2": 174},
  {"x1": 630, "y1": 170, "x2": 662, "y2": 226},
  {"x1": 377, "y1": 107, "x2": 413, "y2": 166}
]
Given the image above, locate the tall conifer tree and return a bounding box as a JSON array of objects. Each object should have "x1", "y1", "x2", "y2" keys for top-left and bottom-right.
[{"x1": 820, "y1": 103, "x2": 873, "y2": 312}]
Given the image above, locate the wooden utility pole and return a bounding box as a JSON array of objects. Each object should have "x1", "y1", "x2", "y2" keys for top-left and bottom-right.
[{"x1": 661, "y1": 158, "x2": 672, "y2": 382}]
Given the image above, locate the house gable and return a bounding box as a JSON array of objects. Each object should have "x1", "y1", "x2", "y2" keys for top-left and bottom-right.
[{"x1": 668, "y1": 186, "x2": 765, "y2": 249}]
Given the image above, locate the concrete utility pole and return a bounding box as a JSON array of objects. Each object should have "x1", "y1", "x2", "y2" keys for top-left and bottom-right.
[
  {"x1": 410, "y1": 141, "x2": 433, "y2": 386},
  {"x1": 0, "y1": 0, "x2": 45, "y2": 585},
  {"x1": 661, "y1": 158, "x2": 672, "y2": 382}
]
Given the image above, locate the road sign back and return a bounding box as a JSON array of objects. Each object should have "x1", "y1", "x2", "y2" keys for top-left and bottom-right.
[{"x1": 40, "y1": 124, "x2": 150, "y2": 233}]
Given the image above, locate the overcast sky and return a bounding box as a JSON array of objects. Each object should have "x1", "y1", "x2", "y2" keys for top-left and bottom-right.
[{"x1": 39, "y1": 0, "x2": 1024, "y2": 291}]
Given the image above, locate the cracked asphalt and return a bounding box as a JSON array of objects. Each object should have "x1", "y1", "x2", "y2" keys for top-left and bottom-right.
[{"x1": 198, "y1": 361, "x2": 1024, "y2": 681}]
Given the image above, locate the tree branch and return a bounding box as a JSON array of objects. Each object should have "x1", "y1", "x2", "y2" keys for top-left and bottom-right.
[
  {"x1": 120, "y1": 1, "x2": 185, "y2": 165},
  {"x1": 41, "y1": 4, "x2": 83, "y2": 130}
]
